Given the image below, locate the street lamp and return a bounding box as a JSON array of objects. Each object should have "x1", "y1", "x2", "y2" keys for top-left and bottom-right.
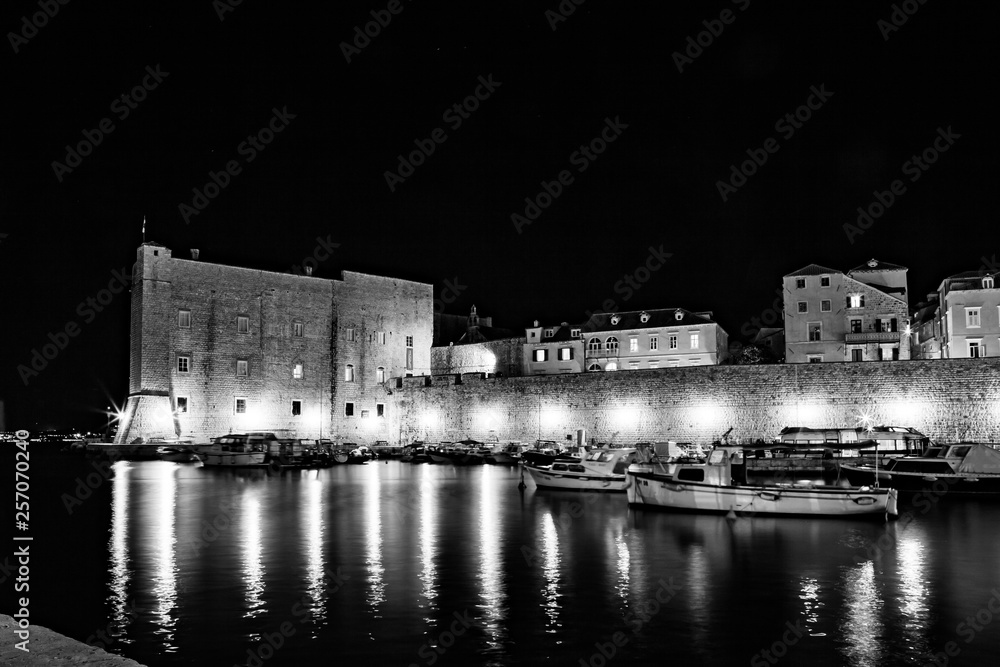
[{"x1": 106, "y1": 406, "x2": 111, "y2": 441}]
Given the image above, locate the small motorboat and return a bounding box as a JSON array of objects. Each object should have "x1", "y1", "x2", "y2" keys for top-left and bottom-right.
[
  {"x1": 626, "y1": 444, "x2": 898, "y2": 520},
  {"x1": 200, "y1": 434, "x2": 268, "y2": 467},
  {"x1": 841, "y1": 442, "x2": 1000, "y2": 496},
  {"x1": 525, "y1": 447, "x2": 638, "y2": 492}
]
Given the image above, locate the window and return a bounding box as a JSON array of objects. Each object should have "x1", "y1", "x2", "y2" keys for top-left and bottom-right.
[
  {"x1": 177, "y1": 356, "x2": 190, "y2": 373},
  {"x1": 796, "y1": 278, "x2": 806, "y2": 289},
  {"x1": 820, "y1": 276, "x2": 831, "y2": 287},
  {"x1": 293, "y1": 363, "x2": 303, "y2": 379},
  {"x1": 533, "y1": 348, "x2": 549, "y2": 362},
  {"x1": 808, "y1": 323, "x2": 821, "y2": 342},
  {"x1": 797, "y1": 301, "x2": 808, "y2": 314},
  {"x1": 966, "y1": 308, "x2": 981, "y2": 328},
  {"x1": 629, "y1": 337, "x2": 638, "y2": 352},
  {"x1": 293, "y1": 321, "x2": 303, "y2": 337},
  {"x1": 361, "y1": 410, "x2": 370, "y2": 419},
  {"x1": 346, "y1": 328, "x2": 356, "y2": 342},
  {"x1": 571, "y1": 328, "x2": 581, "y2": 338},
  {"x1": 377, "y1": 331, "x2": 386, "y2": 345},
  {"x1": 606, "y1": 337, "x2": 619, "y2": 352},
  {"x1": 851, "y1": 349, "x2": 863, "y2": 362},
  {"x1": 605, "y1": 362, "x2": 618, "y2": 371},
  {"x1": 376, "y1": 366, "x2": 386, "y2": 383},
  {"x1": 237, "y1": 315, "x2": 249, "y2": 333},
  {"x1": 588, "y1": 338, "x2": 602, "y2": 352},
  {"x1": 405, "y1": 335, "x2": 413, "y2": 347},
  {"x1": 640, "y1": 312, "x2": 650, "y2": 323},
  {"x1": 984, "y1": 276, "x2": 995, "y2": 289},
  {"x1": 405, "y1": 335, "x2": 413, "y2": 370},
  {"x1": 558, "y1": 347, "x2": 573, "y2": 361},
  {"x1": 544, "y1": 329, "x2": 554, "y2": 338},
  {"x1": 178, "y1": 310, "x2": 191, "y2": 328},
  {"x1": 376, "y1": 403, "x2": 385, "y2": 418},
  {"x1": 821, "y1": 300, "x2": 831, "y2": 312},
  {"x1": 175, "y1": 397, "x2": 188, "y2": 413},
  {"x1": 587, "y1": 363, "x2": 602, "y2": 371},
  {"x1": 235, "y1": 397, "x2": 246, "y2": 414},
  {"x1": 649, "y1": 336, "x2": 658, "y2": 350},
  {"x1": 851, "y1": 319, "x2": 862, "y2": 333},
  {"x1": 669, "y1": 335, "x2": 678, "y2": 350},
  {"x1": 236, "y1": 359, "x2": 248, "y2": 377},
  {"x1": 848, "y1": 295, "x2": 865, "y2": 308},
  {"x1": 690, "y1": 333, "x2": 699, "y2": 349},
  {"x1": 345, "y1": 364, "x2": 355, "y2": 382},
  {"x1": 807, "y1": 356, "x2": 822, "y2": 363},
  {"x1": 345, "y1": 402, "x2": 354, "y2": 417},
  {"x1": 892, "y1": 347, "x2": 900, "y2": 361},
  {"x1": 969, "y1": 340, "x2": 984, "y2": 358},
  {"x1": 291, "y1": 400, "x2": 302, "y2": 416}
]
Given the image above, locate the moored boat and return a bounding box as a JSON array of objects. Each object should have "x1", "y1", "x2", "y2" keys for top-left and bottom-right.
[
  {"x1": 841, "y1": 442, "x2": 1000, "y2": 496},
  {"x1": 626, "y1": 444, "x2": 898, "y2": 520},
  {"x1": 525, "y1": 447, "x2": 638, "y2": 492},
  {"x1": 201, "y1": 434, "x2": 268, "y2": 467}
]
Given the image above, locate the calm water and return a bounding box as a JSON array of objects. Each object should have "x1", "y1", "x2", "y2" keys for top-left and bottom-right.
[{"x1": 9, "y1": 446, "x2": 1000, "y2": 667}]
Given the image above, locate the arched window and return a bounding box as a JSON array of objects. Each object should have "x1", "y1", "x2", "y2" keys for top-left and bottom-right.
[
  {"x1": 587, "y1": 338, "x2": 602, "y2": 352},
  {"x1": 376, "y1": 366, "x2": 386, "y2": 383},
  {"x1": 345, "y1": 364, "x2": 355, "y2": 382},
  {"x1": 588, "y1": 363, "x2": 602, "y2": 371},
  {"x1": 605, "y1": 336, "x2": 619, "y2": 352}
]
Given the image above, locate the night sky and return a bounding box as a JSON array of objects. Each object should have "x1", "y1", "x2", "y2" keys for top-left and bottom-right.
[{"x1": 2, "y1": 1, "x2": 996, "y2": 431}]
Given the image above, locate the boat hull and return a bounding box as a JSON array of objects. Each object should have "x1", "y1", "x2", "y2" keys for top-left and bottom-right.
[
  {"x1": 525, "y1": 465, "x2": 627, "y2": 492},
  {"x1": 627, "y1": 471, "x2": 897, "y2": 519},
  {"x1": 428, "y1": 452, "x2": 485, "y2": 465},
  {"x1": 841, "y1": 464, "x2": 1000, "y2": 496},
  {"x1": 203, "y1": 452, "x2": 267, "y2": 467}
]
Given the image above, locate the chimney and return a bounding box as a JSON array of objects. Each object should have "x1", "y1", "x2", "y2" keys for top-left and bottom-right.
[
  {"x1": 305, "y1": 266, "x2": 313, "y2": 276},
  {"x1": 191, "y1": 249, "x2": 199, "y2": 260},
  {"x1": 533, "y1": 320, "x2": 539, "y2": 327}
]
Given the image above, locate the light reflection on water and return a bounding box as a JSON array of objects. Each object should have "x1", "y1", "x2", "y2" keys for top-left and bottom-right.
[
  {"x1": 37, "y1": 454, "x2": 1000, "y2": 667},
  {"x1": 108, "y1": 462, "x2": 131, "y2": 640}
]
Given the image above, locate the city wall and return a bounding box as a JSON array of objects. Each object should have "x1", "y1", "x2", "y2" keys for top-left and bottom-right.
[{"x1": 389, "y1": 358, "x2": 1000, "y2": 445}]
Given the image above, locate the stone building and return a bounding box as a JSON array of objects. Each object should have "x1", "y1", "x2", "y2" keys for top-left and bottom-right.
[
  {"x1": 581, "y1": 308, "x2": 729, "y2": 370},
  {"x1": 523, "y1": 322, "x2": 584, "y2": 375},
  {"x1": 784, "y1": 259, "x2": 910, "y2": 363},
  {"x1": 431, "y1": 306, "x2": 523, "y2": 376},
  {"x1": 912, "y1": 269, "x2": 1000, "y2": 359},
  {"x1": 115, "y1": 242, "x2": 432, "y2": 444}
]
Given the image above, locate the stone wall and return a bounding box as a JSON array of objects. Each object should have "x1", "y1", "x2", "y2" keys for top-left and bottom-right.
[{"x1": 387, "y1": 358, "x2": 1000, "y2": 446}]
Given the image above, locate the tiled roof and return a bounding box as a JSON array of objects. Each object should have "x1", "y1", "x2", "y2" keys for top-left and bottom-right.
[
  {"x1": 581, "y1": 308, "x2": 718, "y2": 333},
  {"x1": 784, "y1": 264, "x2": 840, "y2": 277},
  {"x1": 848, "y1": 258, "x2": 907, "y2": 273}
]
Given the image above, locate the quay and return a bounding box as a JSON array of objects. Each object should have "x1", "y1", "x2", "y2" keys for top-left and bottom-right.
[{"x1": 0, "y1": 614, "x2": 146, "y2": 666}]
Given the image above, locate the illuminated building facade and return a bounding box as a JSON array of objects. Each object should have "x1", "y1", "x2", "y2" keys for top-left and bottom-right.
[
  {"x1": 523, "y1": 322, "x2": 585, "y2": 375},
  {"x1": 115, "y1": 243, "x2": 432, "y2": 444},
  {"x1": 913, "y1": 269, "x2": 1000, "y2": 359},
  {"x1": 579, "y1": 309, "x2": 729, "y2": 371},
  {"x1": 784, "y1": 259, "x2": 911, "y2": 363}
]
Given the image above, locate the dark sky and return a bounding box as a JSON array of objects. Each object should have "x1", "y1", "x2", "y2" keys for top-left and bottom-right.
[{"x1": 2, "y1": 1, "x2": 996, "y2": 431}]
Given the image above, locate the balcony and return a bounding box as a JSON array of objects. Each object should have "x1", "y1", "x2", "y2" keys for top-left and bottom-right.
[{"x1": 845, "y1": 331, "x2": 901, "y2": 343}]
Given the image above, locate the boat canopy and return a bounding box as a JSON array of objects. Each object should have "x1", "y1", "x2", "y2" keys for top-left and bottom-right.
[{"x1": 955, "y1": 444, "x2": 1000, "y2": 475}]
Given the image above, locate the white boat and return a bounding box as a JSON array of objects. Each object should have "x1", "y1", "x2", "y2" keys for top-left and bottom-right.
[
  {"x1": 201, "y1": 434, "x2": 268, "y2": 467},
  {"x1": 525, "y1": 447, "x2": 638, "y2": 492},
  {"x1": 626, "y1": 444, "x2": 898, "y2": 520}
]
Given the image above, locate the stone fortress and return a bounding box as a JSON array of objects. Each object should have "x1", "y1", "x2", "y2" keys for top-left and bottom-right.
[{"x1": 116, "y1": 243, "x2": 1000, "y2": 446}]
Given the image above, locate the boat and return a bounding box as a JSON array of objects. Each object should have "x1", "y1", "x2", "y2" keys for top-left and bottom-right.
[
  {"x1": 200, "y1": 434, "x2": 269, "y2": 467},
  {"x1": 525, "y1": 447, "x2": 639, "y2": 492},
  {"x1": 485, "y1": 442, "x2": 527, "y2": 465},
  {"x1": 521, "y1": 441, "x2": 588, "y2": 467},
  {"x1": 841, "y1": 442, "x2": 1000, "y2": 496},
  {"x1": 626, "y1": 444, "x2": 898, "y2": 520},
  {"x1": 777, "y1": 425, "x2": 928, "y2": 454},
  {"x1": 428, "y1": 443, "x2": 486, "y2": 465},
  {"x1": 401, "y1": 443, "x2": 431, "y2": 463}
]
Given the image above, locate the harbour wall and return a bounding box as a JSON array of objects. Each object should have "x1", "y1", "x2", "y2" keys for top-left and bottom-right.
[{"x1": 389, "y1": 358, "x2": 1000, "y2": 445}]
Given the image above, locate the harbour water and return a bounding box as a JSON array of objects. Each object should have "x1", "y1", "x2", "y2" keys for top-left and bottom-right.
[{"x1": 10, "y1": 446, "x2": 1000, "y2": 667}]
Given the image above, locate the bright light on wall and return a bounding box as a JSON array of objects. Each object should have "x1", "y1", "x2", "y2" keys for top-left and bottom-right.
[
  {"x1": 422, "y1": 412, "x2": 438, "y2": 429},
  {"x1": 540, "y1": 408, "x2": 562, "y2": 429},
  {"x1": 887, "y1": 401, "x2": 921, "y2": 425},
  {"x1": 690, "y1": 405, "x2": 719, "y2": 428},
  {"x1": 613, "y1": 406, "x2": 641, "y2": 429}
]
